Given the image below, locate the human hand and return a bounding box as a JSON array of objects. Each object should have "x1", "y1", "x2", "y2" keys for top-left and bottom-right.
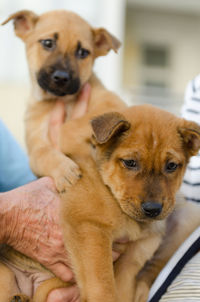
[
  {"x1": 47, "y1": 83, "x2": 92, "y2": 192},
  {"x1": 49, "y1": 83, "x2": 91, "y2": 150},
  {"x1": 0, "y1": 177, "x2": 74, "y2": 281}
]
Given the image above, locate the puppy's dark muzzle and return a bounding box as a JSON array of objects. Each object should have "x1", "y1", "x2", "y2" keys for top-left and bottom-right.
[
  {"x1": 37, "y1": 68, "x2": 80, "y2": 96},
  {"x1": 142, "y1": 202, "x2": 162, "y2": 218}
]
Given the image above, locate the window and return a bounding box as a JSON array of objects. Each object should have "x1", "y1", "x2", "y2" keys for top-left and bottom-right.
[{"x1": 142, "y1": 45, "x2": 169, "y2": 67}]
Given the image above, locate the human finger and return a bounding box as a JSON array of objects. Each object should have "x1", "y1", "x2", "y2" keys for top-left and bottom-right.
[
  {"x1": 47, "y1": 285, "x2": 80, "y2": 302},
  {"x1": 71, "y1": 83, "x2": 91, "y2": 119},
  {"x1": 112, "y1": 250, "x2": 120, "y2": 262},
  {"x1": 47, "y1": 262, "x2": 74, "y2": 282},
  {"x1": 49, "y1": 101, "x2": 66, "y2": 148}
]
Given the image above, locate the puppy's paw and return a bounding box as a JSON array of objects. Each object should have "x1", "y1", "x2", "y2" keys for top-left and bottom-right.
[
  {"x1": 134, "y1": 281, "x2": 150, "y2": 302},
  {"x1": 53, "y1": 157, "x2": 82, "y2": 192},
  {"x1": 10, "y1": 295, "x2": 31, "y2": 302}
]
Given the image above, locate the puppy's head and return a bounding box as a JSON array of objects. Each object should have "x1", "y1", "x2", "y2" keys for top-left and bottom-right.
[
  {"x1": 2, "y1": 10, "x2": 120, "y2": 99},
  {"x1": 91, "y1": 105, "x2": 200, "y2": 222}
]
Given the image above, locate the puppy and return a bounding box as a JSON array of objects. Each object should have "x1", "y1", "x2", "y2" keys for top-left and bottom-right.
[
  {"x1": 1, "y1": 105, "x2": 199, "y2": 302},
  {"x1": 58, "y1": 104, "x2": 200, "y2": 302},
  {"x1": 2, "y1": 9, "x2": 126, "y2": 192}
]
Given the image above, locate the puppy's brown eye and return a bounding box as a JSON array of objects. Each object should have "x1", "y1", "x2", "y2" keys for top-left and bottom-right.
[
  {"x1": 75, "y1": 41, "x2": 90, "y2": 59},
  {"x1": 121, "y1": 159, "x2": 138, "y2": 170},
  {"x1": 165, "y1": 162, "x2": 178, "y2": 173},
  {"x1": 76, "y1": 47, "x2": 90, "y2": 59},
  {"x1": 40, "y1": 39, "x2": 56, "y2": 51}
]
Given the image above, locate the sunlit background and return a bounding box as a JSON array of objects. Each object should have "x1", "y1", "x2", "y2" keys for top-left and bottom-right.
[{"x1": 1, "y1": 0, "x2": 200, "y2": 148}]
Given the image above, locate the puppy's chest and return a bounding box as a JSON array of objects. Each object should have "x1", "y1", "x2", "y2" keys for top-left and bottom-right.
[{"x1": 112, "y1": 218, "x2": 165, "y2": 246}]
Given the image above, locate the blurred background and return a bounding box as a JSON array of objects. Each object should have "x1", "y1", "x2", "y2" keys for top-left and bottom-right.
[{"x1": 1, "y1": 0, "x2": 200, "y2": 148}]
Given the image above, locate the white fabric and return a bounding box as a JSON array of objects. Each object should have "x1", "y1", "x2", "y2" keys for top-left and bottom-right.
[
  {"x1": 148, "y1": 227, "x2": 200, "y2": 301},
  {"x1": 159, "y1": 252, "x2": 200, "y2": 301}
]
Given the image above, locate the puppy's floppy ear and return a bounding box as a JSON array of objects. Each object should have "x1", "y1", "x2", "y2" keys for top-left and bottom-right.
[
  {"x1": 91, "y1": 112, "x2": 130, "y2": 144},
  {"x1": 179, "y1": 120, "x2": 200, "y2": 156},
  {"x1": 92, "y1": 28, "x2": 121, "y2": 57},
  {"x1": 2, "y1": 10, "x2": 38, "y2": 40}
]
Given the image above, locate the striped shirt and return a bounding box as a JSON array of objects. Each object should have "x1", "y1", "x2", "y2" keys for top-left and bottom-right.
[
  {"x1": 148, "y1": 227, "x2": 200, "y2": 302},
  {"x1": 160, "y1": 252, "x2": 200, "y2": 301},
  {"x1": 180, "y1": 74, "x2": 200, "y2": 203}
]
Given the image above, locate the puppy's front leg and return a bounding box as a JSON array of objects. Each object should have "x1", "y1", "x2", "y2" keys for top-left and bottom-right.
[
  {"x1": 63, "y1": 222, "x2": 117, "y2": 302},
  {"x1": 114, "y1": 235, "x2": 161, "y2": 302},
  {"x1": 33, "y1": 278, "x2": 70, "y2": 302},
  {"x1": 26, "y1": 101, "x2": 81, "y2": 192}
]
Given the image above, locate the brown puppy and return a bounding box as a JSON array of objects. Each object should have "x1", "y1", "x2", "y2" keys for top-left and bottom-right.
[
  {"x1": 1, "y1": 105, "x2": 199, "y2": 302},
  {"x1": 48, "y1": 105, "x2": 200, "y2": 302},
  {"x1": 58, "y1": 104, "x2": 200, "y2": 302},
  {"x1": 2, "y1": 9, "x2": 126, "y2": 192}
]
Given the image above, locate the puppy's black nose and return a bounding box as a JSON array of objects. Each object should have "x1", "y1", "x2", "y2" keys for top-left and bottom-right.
[
  {"x1": 52, "y1": 70, "x2": 71, "y2": 84},
  {"x1": 142, "y1": 202, "x2": 162, "y2": 218}
]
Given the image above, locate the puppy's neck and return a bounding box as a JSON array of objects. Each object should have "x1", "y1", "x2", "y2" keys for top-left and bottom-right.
[
  {"x1": 31, "y1": 83, "x2": 77, "y2": 104},
  {"x1": 30, "y1": 73, "x2": 103, "y2": 103}
]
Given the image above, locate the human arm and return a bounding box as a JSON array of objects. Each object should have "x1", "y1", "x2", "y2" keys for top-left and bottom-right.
[{"x1": 0, "y1": 119, "x2": 36, "y2": 192}]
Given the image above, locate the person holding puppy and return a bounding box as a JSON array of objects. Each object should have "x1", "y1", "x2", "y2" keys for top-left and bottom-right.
[
  {"x1": 181, "y1": 74, "x2": 200, "y2": 203},
  {"x1": 0, "y1": 84, "x2": 92, "y2": 302}
]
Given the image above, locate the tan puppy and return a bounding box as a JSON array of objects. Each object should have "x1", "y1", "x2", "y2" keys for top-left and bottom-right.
[
  {"x1": 58, "y1": 104, "x2": 200, "y2": 302},
  {"x1": 0, "y1": 105, "x2": 199, "y2": 302},
  {"x1": 2, "y1": 9, "x2": 126, "y2": 192}
]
